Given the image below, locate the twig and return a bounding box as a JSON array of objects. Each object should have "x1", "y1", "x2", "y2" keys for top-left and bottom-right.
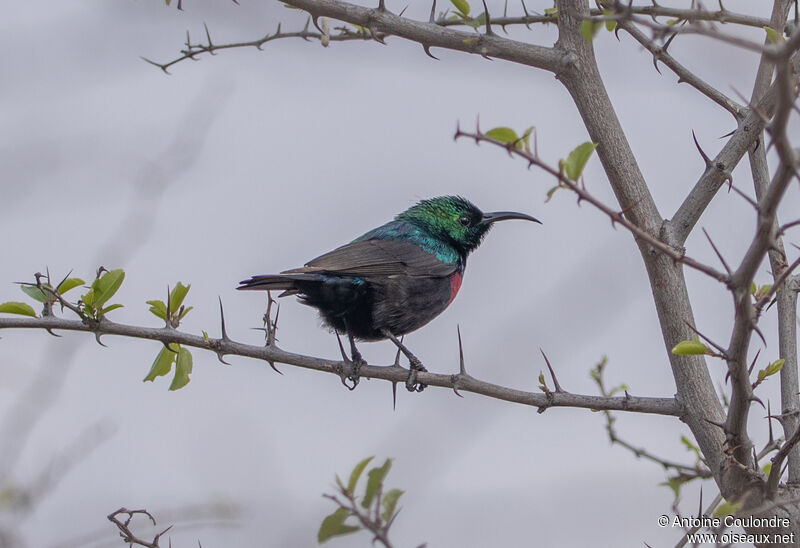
[
  {"x1": 107, "y1": 508, "x2": 172, "y2": 548},
  {"x1": 768, "y1": 424, "x2": 800, "y2": 497},
  {"x1": 591, "y1": 357, "x2": 710, "y2": 477}
]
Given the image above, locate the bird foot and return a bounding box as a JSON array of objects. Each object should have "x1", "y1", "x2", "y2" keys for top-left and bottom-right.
[
  {"x1": 341, "y1": 348, "x2": 367, "y2": 391},
  {"x1": 405, "y1": 356, "x2": 427, "y2": 393},
  {"x1": 381, "y1": 329, "x2": 427, "y2": 393},
  {"x1": 336, "y1": 332, "x2": 367, "y2": 390}
]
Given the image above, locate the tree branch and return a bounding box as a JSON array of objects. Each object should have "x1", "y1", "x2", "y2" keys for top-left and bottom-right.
[
  {"x1": 142, "y1": 22, "x2": 379, "y2": 74},
  {"x1": 724, "y1": 124, "x2": 798, "y2": 468},
  {"x1": 603, "y1": 3, "x2": 771, "y2": 29},
  {"x1": 626, "y1": 14, "x2": 768, "y2": 55},
  {"x1": 453, "y1": 126, "x2": 729, "y2": 284},
  {"x1": 264, "y1": 0, "x2": 562, "y2": 70},
  {"x1": 669, "y1": 53, "x2": 799, "y2": 246},
  {"x1": 615, "y1": 19, "x2": 743, "y2": 117},
  {"x1": 149, "y1": 2, "x2": 774, "y2": 74},
  {"x1": 591, "y1": 358, "x2": 712, "y2": 478},
  {"x1": 0, "y1": 315, "x2": 681, "y2": 417},
  {"x1": 746, "y1": 0, "x2": 800, "y2": 490},
  {"x1": 553, "y1": 0, "x2": 729, "y2": 491}
]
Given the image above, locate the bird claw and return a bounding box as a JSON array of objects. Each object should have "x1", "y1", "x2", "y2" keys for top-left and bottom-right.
[
  {"x1": 405, "y1": 356, "x2": 427, "y2": 392},
  {"x1": 340, "y1": 350, "x2": 366, "y2": 390},
  {"x1": 336, "y1": 333, "x2": 366, "y2": 390},
  {"x1": 381, "y1": 329, "x2": 427, "y2": 393}
]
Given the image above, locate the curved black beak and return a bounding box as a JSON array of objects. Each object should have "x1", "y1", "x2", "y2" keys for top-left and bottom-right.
[{"x1": 481, "y1": 211, "x2": 542, "y2": 225}]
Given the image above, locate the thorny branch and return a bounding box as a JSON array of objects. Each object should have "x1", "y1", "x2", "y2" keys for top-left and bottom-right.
[
  {"x1": 751, "y1": 29, "x2": 800, "y2": 480},
  {"x1": 0, "y1": 312, "x2": 680, "y2": 417},
  {"x1": 723, "y1": 29, "x2": 800, "y2": 468},
  {"x1": 669, "y1": 50, "x2": 800, "y2": 246},
  {"x1": 107, "y1": 508, "x2": 172, "y2": 548},
  {"x1": 146, "y1": 0, "x2": 563, "y2": 74},
  {"x1": 142, "y1": 22, "x2": 379, "y2": 74},
  {"x1": 614, "y1": 18, "x2": 743, "y2": 117},
  {"x1": 322, "y1": 492, "x2": 395, "y2": 548},
  {"x1": 621, "y1": 13, "x2": 770, "y2": 56},
  {"x1": 768, "y1": 422, "x2": 800, "y2": 498},
  {"x1": 147, "y1": 2, "x2": 776, "y2": 72},
  {"x1": 590, "y1": 357, "x2": 712, "y2": 479},
  {"x1": 453, "y1": 125, "x2": 731, "y2": 284},
  {"x1": 437, "y1": 4, "x2": 773, "y2": 30}
]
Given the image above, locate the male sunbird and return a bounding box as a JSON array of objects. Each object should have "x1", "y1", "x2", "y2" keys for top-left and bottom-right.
[{"x1": 238, "y1": 196, "x2": 540, "y2": 391}]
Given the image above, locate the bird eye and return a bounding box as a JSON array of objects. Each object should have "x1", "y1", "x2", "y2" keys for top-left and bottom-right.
[{"x1": 458, "y1": 215, "x2": 471, "y2": 227}]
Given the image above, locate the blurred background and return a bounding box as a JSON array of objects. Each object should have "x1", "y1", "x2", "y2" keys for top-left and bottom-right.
[{"x1": 1, "y1": 1, "x2": 798, "y2": 546}]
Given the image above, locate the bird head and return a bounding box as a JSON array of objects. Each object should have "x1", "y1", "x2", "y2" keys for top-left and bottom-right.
[{"x1": 396, "y1": 196, "x2": 541, "y2": 256}]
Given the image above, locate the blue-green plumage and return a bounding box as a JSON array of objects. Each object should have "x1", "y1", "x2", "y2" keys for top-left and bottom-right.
[{"x1": 238, "y1": 196, "x2": 540, "y2": 342}]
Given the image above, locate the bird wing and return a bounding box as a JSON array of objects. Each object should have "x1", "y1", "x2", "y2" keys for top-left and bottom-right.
[{"x1": 283, "y1": 239, "x2": 457, "y2": 278}]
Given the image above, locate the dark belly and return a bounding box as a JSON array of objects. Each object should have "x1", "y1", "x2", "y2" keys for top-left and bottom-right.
[{"x1": 295, "y1": 274, "x2": 453, "y2": 340}]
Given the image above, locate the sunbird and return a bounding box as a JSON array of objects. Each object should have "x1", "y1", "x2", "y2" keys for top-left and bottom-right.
[{"x1": 238, "y1": 196, "x2": 540, "y2": 390}]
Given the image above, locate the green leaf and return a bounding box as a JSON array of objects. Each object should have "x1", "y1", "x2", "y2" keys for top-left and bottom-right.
[
  {"x1": 169, "y1": 347, "x2": 193, "y2": 390},
  {"x1": 602, "y1": 10, "x2": 616, "y2": 31},
  {"x1": 758, "y1": 358, "x2": 785, "y2": 382},
  {"x1": 520, "y1": 126, "x2": 534, "y2": 148},
  {"x1": 87, "y1": 269, "x2": 125, "y2": 309},
  {"x1": 362, "y1": 459, "x2": 392, "y2": 509},
  {"x1": 466, "y1": 11, "x2": 487, "y2": 29},
  {"x1": 608, "y1": 383, "x2": 629, "y2": 396},
  {"x1": 671, "y1": 339, "x2": 710, "y2": 356},
  {"x1": 754, "y1": 284, "x2": 772, "y2": 300},
  {"x1": 334, "y1": 474, "x2": 345, "y2": 492},
  {"x1": 0, "y1": 302, "x2": 37, "y2": 317},
  {"x1": 544, "y1": 183, "x2": 563, "y2": 203},
  {"x1": 763, "y1": 26, "x2": 782, "y2": 44},
  {"x1": 143, "y1": 346, "x2": 176, "y2": 382},
  {"x1": 57, "y1": 277, "x2": 85, "y2": 294},
  {"x1": 450, "y1": 0, "x2": 470, "y2": 17},
  {"x1": 82, "y1": 288, "x2": 95, "y2": 308},
  {"x1": 750, "y1": 281, "x2": 757, "y2": 295},
  {"x1": 544, "y1": 7, "x2": 557, "y2": 16},
  {"x1": 713, "y1": 499, "x2": 742, "y2": 518},
  {"x1": 580, "y1": 20, "x2": 603, "y2": 42},
  {"x1": 766, "y1": 358, "x2": 785, "y2": 376},
  {"x1": 179, "y1": 306, "x2": 193, "y2": 320},
  {"x1": 381, "y1": 488, "x2": 404, "y2": 522},
  {"x1": 660, "y1": 476, "x2": 683, "y2": 501},
  {"x1": 347, "y1": 456, "x2": 375, "y2": 495},
  {"x1": 100, "y1": 304, "x2": 123, "y2": 316},
  {"x1": 318, "y1": 507, "x2": 360, "y2": 543},
  {"x1": 20, "y1": 285, "x2": 50, "y2": 303},
  {"x1": 147, "y1": 300, "x2": 168, "y2": 320},
  {"x1": 485, "y1": 127, "x2": 519, "y2": 145},
  {"x1": 564, "y1": 142, "x2": 597, "y2": 181},
  {"x1": 169, "y1": 282, "x2": 191, "y2": 313},
  {"x1": 202, "y1": 330, "x2": 210, "y2": 343},
  {"x1": 680, "y1": 434, "x2": 701, "y2": 461}
]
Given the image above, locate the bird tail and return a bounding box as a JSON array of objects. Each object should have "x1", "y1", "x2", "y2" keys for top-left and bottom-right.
[{"x1": 237, "y1": 273, "x2": 321, "y2": 295}]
